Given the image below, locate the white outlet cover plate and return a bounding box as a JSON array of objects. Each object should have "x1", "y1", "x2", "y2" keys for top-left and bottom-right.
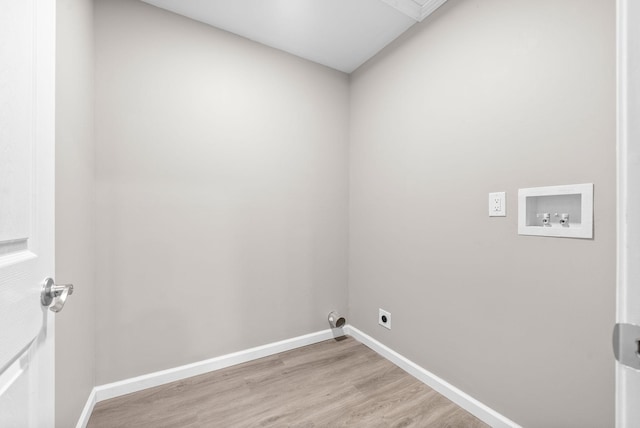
[
  {"x1": 379, "y1": 308, "x2": 391, "y2": 329},
  {"x1": 489, "y1": 192, "x2": 506, "y2": 217}
]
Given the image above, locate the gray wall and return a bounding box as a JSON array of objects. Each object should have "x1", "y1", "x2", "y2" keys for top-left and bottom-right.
[
  {"x1": 58, "y1": 0, "x2": 615, "y2": 425},
  {"x1": 94, "y1": 0, "x2": 349, "y2": 384},
  {"x1": 55, "y1": 0, "x2": 95, "y2": 426},
  {"x1": 349, "y1": 0, "x2": 616, "y2": 427}
]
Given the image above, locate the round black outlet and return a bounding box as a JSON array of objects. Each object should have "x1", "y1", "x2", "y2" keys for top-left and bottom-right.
[{"x1": 381, "y1": 315, "x2": 388, "y2": 323}]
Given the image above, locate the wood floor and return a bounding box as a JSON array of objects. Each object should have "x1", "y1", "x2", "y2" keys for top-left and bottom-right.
[{"x1": 87, "y1": 336, "x2": 488, "y2": 427}]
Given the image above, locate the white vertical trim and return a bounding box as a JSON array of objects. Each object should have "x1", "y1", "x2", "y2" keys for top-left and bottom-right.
[
  {"x1": 344, "y1": 326, "x2": 522, "y2": 428},
  {"x1": 616, "y1": 0, "x2": 626, "y2": 424},
  {"x1": 617, "y1": 0, "x2": 628, "y2": 324},
  {"x1": 35, "y1": 0, "x2": 56, "y2": 425},
  {"x1": 616, "y1": 0, "x2": 640, "y2": 426}
]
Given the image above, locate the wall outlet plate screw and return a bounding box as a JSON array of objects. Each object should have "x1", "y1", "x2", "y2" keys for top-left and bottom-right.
[{"x1": 379, "y1": 308, "x2": 391, "y2": 329}]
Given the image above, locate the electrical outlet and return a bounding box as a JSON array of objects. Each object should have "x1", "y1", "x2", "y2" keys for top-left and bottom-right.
[
  {"x1": 489, "y1": 192, "x2": 506, "y2": 217},
  {"x1": 379, "y1": 308, "x2": 391, "y2": 329}
]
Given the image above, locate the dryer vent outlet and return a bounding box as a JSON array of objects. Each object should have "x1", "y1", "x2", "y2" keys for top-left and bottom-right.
[{"x1": 328, "y1": 311, "x2": 346, "y2": 328}]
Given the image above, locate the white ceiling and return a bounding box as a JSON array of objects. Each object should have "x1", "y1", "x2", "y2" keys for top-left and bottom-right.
[{"x1": 140, "y1": 0, "x2": 448, "y2": 73}]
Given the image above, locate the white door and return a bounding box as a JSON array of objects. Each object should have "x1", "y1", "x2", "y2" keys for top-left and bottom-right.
[
  {"x1": 616, "y1": 0, "x2": 640, "y2": 426},
  {"x1": 0, "y1": 0, "x2": 56, "y2": 427}
]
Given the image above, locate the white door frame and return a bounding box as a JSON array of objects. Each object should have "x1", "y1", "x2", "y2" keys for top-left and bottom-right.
[{"x1": 616, "y1": 0, "x2": 640, "y2": 426}]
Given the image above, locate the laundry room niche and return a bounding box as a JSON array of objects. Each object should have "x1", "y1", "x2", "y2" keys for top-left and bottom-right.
[{"x1": 518, "y1": 183, "x2": 593, "y2": 239}]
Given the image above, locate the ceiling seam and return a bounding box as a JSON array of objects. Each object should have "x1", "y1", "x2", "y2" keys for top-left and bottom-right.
[
  {"x1": 378, "y1": 0, "x2": 421, "y2": 21},
  {"x1": 379, "y1": 0, "x2": 447, "y2": 22},
  {"x1": 418, "y1": 0, "x2": 448, "y2": 21}
]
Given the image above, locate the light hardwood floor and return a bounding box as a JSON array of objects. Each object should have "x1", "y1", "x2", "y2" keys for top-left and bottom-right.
[{"x1": 87, "y1": 336, "x2": 488, "y2": 427}]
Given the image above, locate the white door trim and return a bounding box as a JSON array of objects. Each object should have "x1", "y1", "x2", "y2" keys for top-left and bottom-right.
[{"x1": 616, "y1": 0, "x2": 640, "y2": 426}]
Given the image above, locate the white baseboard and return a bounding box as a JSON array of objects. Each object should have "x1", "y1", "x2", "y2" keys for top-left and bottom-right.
[
  {"x1": 90, "y1": 328, "x2": 339, "y2": 404},
  {"x1": 344, "y1": 325, "x2": 521, "y2": 428},
  {"x1": 77, "y1": 325, "x2": 519, "y2": 428},
  {"x1": 75, "y1": 387, "x2": 96, "y2": 428},
  {"x1": 76, "y1": 330, "x2": 338, "y2": 427}
]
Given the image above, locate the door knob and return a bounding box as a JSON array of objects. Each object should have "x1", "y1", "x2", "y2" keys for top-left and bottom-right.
[{"x1": 41, "y1": 277, "x2": 74, "y2": 313}]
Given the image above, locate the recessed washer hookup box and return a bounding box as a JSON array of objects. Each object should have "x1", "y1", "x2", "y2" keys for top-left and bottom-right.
[{"x1": 518, "y1": 183, "x2": 593, "y2": 239}]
